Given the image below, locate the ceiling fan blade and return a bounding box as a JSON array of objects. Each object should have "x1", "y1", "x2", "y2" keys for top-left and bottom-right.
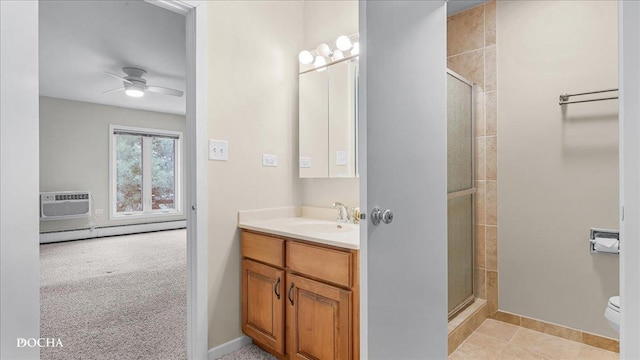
[
  {"x1": 147, "y1": 85, "x2": 184, "y2": 97},
  {"x1": 102, "y1": 87, "x2": 124, "y2": 94},
  {"x1": 103, "y1": 71, "x2": 133, "y2": 85}
]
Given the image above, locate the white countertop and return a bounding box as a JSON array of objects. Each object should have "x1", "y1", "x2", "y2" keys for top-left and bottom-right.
[{"x1": 238, "y1": 216, "x2": 360, "y2": 250}]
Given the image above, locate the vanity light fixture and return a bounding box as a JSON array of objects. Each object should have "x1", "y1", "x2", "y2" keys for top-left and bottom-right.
[
  {"x1": 317, "y1": 43, "x2": 333, "y2": 58},
  {"x1": 351, "y1": 42, "x2": 360, "y2": 56},
  {"x1": 331, "y1": 50, "x2": 344, "y2": 61},
  {"x1": 313, "y1": 56, "x2": 327, "y2": 71},
  {"x1": 299, "y1": 34, "x2": 359, "y2": 71},
  {"x1": 298, "y1": 50, "x2": 314, "y2": 65},
  {"x1": 336, "y1": 35, "x2": 353, "y2": 51}
]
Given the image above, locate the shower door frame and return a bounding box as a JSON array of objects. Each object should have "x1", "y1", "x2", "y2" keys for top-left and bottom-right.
[{"x1": 446, "y1": 68, "x2": 477, "y2": 320}]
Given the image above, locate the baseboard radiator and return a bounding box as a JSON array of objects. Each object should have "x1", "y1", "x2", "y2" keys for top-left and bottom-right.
[{"x1": 39, "y1": 220, "x2": 186, "y2": 244}]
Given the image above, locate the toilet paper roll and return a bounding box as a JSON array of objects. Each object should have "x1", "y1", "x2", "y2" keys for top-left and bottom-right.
[{"x1": 594, "y1": 237, "x2": 619, "y2": 253}]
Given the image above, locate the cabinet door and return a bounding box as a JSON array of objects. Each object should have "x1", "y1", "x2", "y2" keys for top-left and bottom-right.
[
  {"x1": 286, "y1": 274, "x2": 352, "y2": 360},
  {"x1": 242, "y1": 259, "x2": 285, "y2": 355}
]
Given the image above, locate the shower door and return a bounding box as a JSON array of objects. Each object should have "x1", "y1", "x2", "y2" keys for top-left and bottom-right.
[{"x1": 447, "y1": 70, "x2": 475, "y2": 318}]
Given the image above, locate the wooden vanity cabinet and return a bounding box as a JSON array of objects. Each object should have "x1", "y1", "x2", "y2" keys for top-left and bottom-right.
[{"x1": 241, "y1": 230, "x2": 359, "y2": 360}]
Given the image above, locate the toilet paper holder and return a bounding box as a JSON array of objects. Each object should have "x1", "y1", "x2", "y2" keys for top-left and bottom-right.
[{"x1": 590, "y1": 228, "x2": 620, "y2": 254}]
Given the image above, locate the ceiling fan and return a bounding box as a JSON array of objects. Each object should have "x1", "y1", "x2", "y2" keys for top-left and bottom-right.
[{"x1": 103, "y1": 67, "x2": 184, "y2": 98}]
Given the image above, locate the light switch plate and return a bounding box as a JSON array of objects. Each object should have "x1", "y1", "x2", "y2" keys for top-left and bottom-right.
[
  {"x1": 209, "y1": 140, "x2": 228, "y2": 161},
  {"x1": 262, "y1": 154, "x2": 278, "y2": 167},
  {"x1": 336, "y1": 150, "x2": 348, "y2": 166},
  {"x1": 299, "y1": 156, "x2": 311, "y2": 168}
]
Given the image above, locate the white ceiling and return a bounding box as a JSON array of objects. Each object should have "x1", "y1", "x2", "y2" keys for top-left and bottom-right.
[{"x1": 39, "y1": 0, "x2": 186, "y2": 115}]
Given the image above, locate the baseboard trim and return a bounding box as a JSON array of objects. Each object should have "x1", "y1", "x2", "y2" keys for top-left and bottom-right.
[
  {"x1": 492, "y1": 310, "x2": 620, "y2": 353},
  {"x1": 208, "y1": 336, "x2": 252, "y2": 360},
  {"x1": 39, "y1": 220, "x2": 187, "y2": 243}
]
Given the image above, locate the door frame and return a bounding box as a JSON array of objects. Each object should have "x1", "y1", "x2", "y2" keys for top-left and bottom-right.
[
  {"x1": 619, "y1": 0, "x2": 640, "y2": 357},
  {"x1": 147, "y1": 1, "x2": 209, "y2": 358}
]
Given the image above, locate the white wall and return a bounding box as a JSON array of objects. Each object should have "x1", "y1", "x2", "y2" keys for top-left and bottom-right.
[
  {"x1": 0, "y1": 1, "x2": 41, "y2": 358},
  {"x1": 206, "y1": 1, "x2": 303, "y2": 348},
  {"x1": 39, "y1": 97, "x2": 186, "y2": 233},
  {"x1": 498, "y1": 1, "x2": 619, "y2": 338},
  {"x1": 300, "y1": 0, "x2": 360, "y2": 209}
]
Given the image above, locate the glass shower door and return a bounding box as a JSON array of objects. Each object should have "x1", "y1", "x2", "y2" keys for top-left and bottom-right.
[{"x1": 447, "y1": 70, "x2": 475, "y2": 318}]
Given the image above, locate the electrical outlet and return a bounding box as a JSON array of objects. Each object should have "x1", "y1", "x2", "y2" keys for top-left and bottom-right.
[
  {"x1": 262, "y1": 154, "x2": 278, "y2": 167},
  {"x1": 299, "y1": 156, "x2": 311, "y2": 168},
  {"x1": 209, "y1": 140, "x2": 228, "y2": 161},
  {"x1": 336, "y1": 151, "x2": 348, "y2": 166}
]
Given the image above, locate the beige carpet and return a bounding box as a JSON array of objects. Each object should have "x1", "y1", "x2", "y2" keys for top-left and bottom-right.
[
  {"x1": 217, "y1": 344, "x2": 276, "y2": 360},
  {"x1": 40, "y1": 229, "x2": 186, "y2": 360}
]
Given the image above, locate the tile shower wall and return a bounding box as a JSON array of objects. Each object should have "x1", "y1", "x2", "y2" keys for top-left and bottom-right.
[{"x1": 447, "y1": 0, "x2": 498, "y2": 315}]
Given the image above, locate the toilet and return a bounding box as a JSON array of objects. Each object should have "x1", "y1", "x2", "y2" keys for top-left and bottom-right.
[{"x1": 604, "y1": 296, "x2": 620, "y2": 333}]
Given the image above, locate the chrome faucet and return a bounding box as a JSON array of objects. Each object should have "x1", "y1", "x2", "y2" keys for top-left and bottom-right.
[{"x1": 332, "y1": 202, "x2": 350, "y2": 223}]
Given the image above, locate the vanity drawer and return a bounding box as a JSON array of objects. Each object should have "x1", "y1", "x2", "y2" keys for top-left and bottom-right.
[
  {"x1": 286, "y1": 241, "x2": 352, "y2": 288},
  {"x1": 242, "y1": 231, "x2": 284, "y2": 268}
]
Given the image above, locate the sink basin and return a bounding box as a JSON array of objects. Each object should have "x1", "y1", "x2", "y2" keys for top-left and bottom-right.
[{"x1": 288, "y1": 222, "x2": 358, "y2": 234}]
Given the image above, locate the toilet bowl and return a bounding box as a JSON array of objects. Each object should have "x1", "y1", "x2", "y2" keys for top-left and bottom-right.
[{"x1": 604, "y1": 296, "x2": 620, "y2": 333}]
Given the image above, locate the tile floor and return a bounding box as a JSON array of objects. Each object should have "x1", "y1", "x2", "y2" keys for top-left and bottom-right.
[{"x1": 449, "y1": 319, "x2": 618, "y2": 360}]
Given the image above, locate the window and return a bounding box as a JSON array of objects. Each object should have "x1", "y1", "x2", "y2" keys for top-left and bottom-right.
[{"x1": 110, "y1": 125, "x2": 182, "y2": 218}]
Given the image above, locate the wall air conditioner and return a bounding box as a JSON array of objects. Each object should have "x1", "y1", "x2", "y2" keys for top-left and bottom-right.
[{"x1": 40, "y1": 191, "x2": 91, "y2": 220}]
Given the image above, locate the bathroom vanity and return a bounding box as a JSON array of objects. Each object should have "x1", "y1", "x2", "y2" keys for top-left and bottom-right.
[{"x1": 239, "y1": 215, "x2": 359, "y2": 360}]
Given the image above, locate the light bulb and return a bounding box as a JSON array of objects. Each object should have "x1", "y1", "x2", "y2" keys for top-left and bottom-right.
[
  {"x1": 336, "y1": 35, "x2": 353, "y2": 51},
  {"x1": 298, "y1": 50, "x2": 314, "y2": 64},
  {"x1": 351, "y1": 42, "x2": 360, "y2": 56},
  {"x1": 331, "y1": 50, "x2": 344, "y2": 61},
  {"x1": 317, "y1": 43, "x2": 333, "y2": 57},
  {"x1": 313, "y1": 56, "x2": 327, "y2": 72},
  {"x1": 125, "y1": 88, "x2": 144, "y2": 97}
]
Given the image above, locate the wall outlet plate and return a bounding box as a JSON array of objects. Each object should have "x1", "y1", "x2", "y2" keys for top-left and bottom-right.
[
  {"x1": 209, "y1": 140, "x2": 228, "y2": 161},
  {"x1": 262, "y1": 154, "x2": 278, "y2": 167},
  {"x1": 299, "y1": 156, "x2": 311, "y2": 168},
  {"x1": 336, "y1": 150, "x2": 348, "y2": 166}
]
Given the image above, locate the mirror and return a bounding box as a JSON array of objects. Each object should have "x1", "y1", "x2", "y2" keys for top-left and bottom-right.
[{"x1": 299, "y1": 59, "x2": 358, "y2": 178}]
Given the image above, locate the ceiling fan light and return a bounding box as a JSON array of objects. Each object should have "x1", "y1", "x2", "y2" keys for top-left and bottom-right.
[{"x1": 125, "y1": 88, "x2": 145, "y2": 97}]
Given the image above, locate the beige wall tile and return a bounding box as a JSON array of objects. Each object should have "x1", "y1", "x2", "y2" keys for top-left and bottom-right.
[
  {"x1": 486, "y1": 225, "x2": 498, "y2": 271},
  {"x1": 476, "y1": 137, "x2": 486, "y2": 181},
  {"x1": 486, "y1": 180, "x2": 497, "y2": 225},
  {"x1": 475, "y1": 225, "x2": 486, "y2": 268},
  {"x1": 475, "y1": 92, "x2": 486, "y2": 136},
  {"x1": 486, "y1": 136, "x2": 497, "y2": 180},
  {"x1": 485, "y1": 45, "x2": 497, "y2": 91},
  {"x1": 447, "y1": 4, "x2": 485, "y2": 56},
  {"x1": 448, "y1": 303, "x2": 489, "y2": 354},
  {"x1": 492, "y1": 311, "x2": 521, "y2": 326},
  {"x1": 475, "y1": 180, "x2": 486, "y2": 225},
  {"x1": 486, "y1": 91, "x2": 497, "y2": 136},
  {"x1": 520, "y1": 317, "x2": 582, "y2": 342},
  {"x1": 448, "y1": 50, "x2": 485, "y2": 91},
  {"x1": 582, "y1": 332, "x2": 620, "y2": 353},
  {"x1": 487, "y1": 270, "x2": 498, "y2": 314},
  {"x1": 485, "y1": 0, "x2": 496, "y2": 46},
  {"x1": 475, "y1": 267, "x2": 486, "y2": 299}
]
